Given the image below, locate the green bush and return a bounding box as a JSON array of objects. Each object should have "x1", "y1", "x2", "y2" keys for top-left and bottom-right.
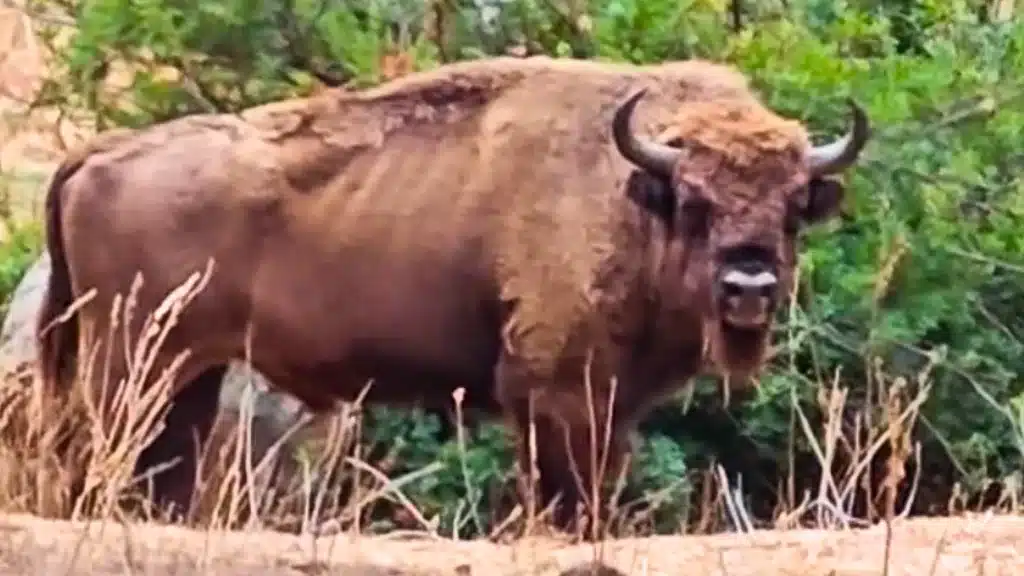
[
  {"x1": 16, "y1": 0, "x2": 1024, "y2": 536},
  {"x1": 0, "y1": 220, "x2": 44, "y2": 317}
]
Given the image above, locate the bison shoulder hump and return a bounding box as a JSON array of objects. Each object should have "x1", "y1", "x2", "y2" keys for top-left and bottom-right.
[{"x1": 655, "y1": 59, "x2": 754, "y2": 99}]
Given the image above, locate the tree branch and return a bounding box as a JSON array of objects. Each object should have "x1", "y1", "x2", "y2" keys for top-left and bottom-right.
[
  {"x1": 275, "y1": 0, "x2": 351, "y2": 87},
  {"x1": 730, "y1": 0, "x2": 743, "y2": 33}
]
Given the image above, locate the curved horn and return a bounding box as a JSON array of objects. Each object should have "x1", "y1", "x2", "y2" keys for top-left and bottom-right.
[
  {"x1": 612, "y1": 87, "x2": 681, "y2": 179},
  {"x1": 808, "y1": 98, "x2": 871, "y2": 177}
]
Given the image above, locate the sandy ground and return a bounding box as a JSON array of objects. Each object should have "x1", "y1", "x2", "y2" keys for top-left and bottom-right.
[{"x1": 0, "y1": 513, "x2": 1019, "y2": 575}]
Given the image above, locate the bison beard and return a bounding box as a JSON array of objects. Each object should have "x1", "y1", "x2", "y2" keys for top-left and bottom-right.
[
  {"x1": 705, "y1": 318, "x2": 771, "y2": 382},
  {"x1": 706, "y1": 275, "x2": 777, "y2": 381}
]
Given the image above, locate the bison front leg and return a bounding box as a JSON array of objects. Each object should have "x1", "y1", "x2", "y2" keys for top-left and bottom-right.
[
  {"x1": 513, "y1": 408, "x2": 632, "y2": 536},
  {"x1": 497, "y1": 357, "x2": 632, "y2": 538}
]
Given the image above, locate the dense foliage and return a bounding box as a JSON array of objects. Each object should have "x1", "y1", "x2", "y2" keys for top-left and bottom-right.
[{"x1": 9, "y1": 0, "x2": 1024, "y2": 536}]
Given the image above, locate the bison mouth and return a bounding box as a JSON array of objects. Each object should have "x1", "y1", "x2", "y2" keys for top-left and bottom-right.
[
  {"x1": 706, "y1": 264, "x2": 778, "y2": 382},
  {"x1": 706, "y1": 317, "x2": 772, "y2": 382}
]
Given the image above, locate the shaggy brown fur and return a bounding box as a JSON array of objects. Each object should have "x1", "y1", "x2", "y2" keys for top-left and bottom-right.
[{"x1": 36, "y1": 55, "x2": 867, "y2": 533}]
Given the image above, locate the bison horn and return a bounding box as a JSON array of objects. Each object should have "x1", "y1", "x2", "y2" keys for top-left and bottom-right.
[
  {"x1": 612, "y1": 87, "x2": 681, "y2": 179},
  {"x1": 808, "y1": 99, "x2": 871, "y2": 177}
]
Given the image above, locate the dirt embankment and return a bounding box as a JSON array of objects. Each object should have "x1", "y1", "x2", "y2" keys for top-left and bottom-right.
[{"x1": 0, "y1": 513, "x2": 1021, "y2": 575}]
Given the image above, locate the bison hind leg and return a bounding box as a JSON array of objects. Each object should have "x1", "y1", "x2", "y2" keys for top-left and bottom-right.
[{"x1": 133, "y1": 364, "x2": 226, "y2": 523}]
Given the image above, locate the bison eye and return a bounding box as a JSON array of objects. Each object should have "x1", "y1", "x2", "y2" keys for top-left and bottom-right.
[{"x1": 680, "y1": 197, "x2": 711, "y2": 239}]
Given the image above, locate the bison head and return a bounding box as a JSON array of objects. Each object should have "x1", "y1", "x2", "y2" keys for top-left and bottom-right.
[{"x1": 612, "y1": 88, "x2": 870, "y2": 382}]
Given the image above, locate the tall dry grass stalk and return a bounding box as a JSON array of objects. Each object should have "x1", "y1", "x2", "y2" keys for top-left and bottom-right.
[
  {"x1": 0, "y1": 261, "x2": 216, "y2": 520},
  {"x1": 766, "y1": 353, "x2": 935, "y2": 533},
  {"x1": 0, "y1": 257, "x2": 467, "y2": 539},
  {"x1": 0, "y1": 249, "x2": 1007, "y2": 571}
]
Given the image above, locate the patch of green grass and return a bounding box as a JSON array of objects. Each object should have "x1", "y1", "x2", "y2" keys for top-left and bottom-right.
[{"x1": 0, "y1": 218, "x2": 44, "y2": 318}]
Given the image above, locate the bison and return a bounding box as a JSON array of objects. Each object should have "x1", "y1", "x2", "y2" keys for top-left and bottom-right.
[{"x1": 37, "y1": 55, "x2": 869, "y2": 532}]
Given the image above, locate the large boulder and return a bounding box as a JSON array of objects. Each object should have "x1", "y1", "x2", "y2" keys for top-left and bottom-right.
[
  {"x1": 0, "y1": 251, "x2": 50, "y2": 367},
  {"x1": 0, "y1": 252, "x2": 312, "y2": 465}
]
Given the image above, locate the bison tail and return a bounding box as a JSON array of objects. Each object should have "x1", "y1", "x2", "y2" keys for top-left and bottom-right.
[{"x1": 36, "y1": 156, "x2": 87, "y2": 395}]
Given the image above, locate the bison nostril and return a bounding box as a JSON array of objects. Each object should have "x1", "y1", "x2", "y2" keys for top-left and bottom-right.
[{"x1": 722, "y1": 281, "x2": 744, "y2": 299}]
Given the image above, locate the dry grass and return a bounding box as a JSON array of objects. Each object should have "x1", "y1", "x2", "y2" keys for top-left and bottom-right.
[{"x1": 0, "y1": 222, "x2": 1017, "y2": 576}]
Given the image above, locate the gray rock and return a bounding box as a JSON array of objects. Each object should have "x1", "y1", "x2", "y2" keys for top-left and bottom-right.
[
  {"x1": 217, "y1": 360, "x2": 312, "y2": 462},
  {"x1": 0, "y1": 250, "x2": 51, "y2": 367},
  {"x1": 0, "y1": 252, "x2": 311, "y2": 463}
]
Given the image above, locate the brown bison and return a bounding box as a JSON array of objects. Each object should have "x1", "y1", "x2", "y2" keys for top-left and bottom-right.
[{"x1": 37, "y1": 55, "x2": 869, "y2": 531}]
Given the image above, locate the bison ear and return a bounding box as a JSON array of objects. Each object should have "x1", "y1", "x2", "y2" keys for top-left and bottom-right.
[
  {"x1": 625, "y1": 170, "x2": 676, "y2": 225},
  {"x1": 803, "y1": 176, "x2": 846, "y2": 226}
]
